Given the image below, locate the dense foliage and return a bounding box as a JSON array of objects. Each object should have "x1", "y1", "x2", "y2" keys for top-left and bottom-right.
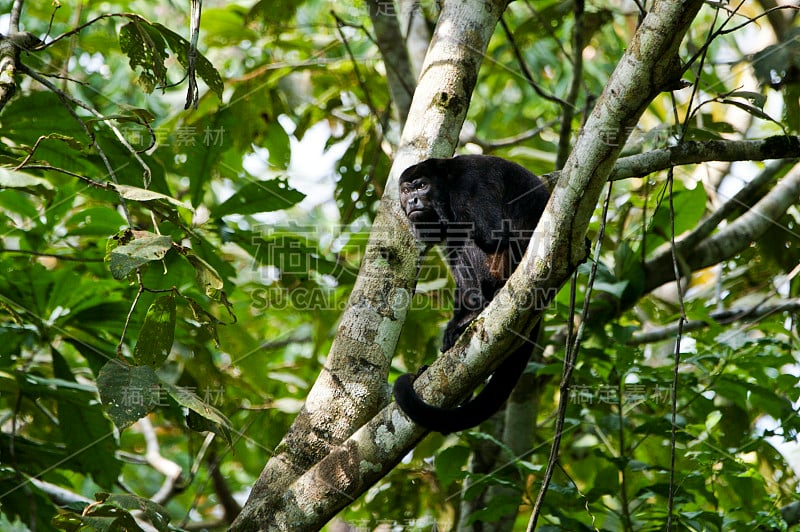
[{"x1": 0, "y1": 0, "x2": 798, "y2": 530}]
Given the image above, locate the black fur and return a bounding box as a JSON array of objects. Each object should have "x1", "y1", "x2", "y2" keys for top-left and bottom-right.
[{"x1": 394, "y1": 155, "x2": 549, "y2": 433}]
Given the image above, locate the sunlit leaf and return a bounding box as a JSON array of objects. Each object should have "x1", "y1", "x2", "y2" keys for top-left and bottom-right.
[
  {"x1": 109, "y1": 234, "x2": 173, "y2": 279},
  {"x1": 0, "y1": 167, "x2": 54, "y2": 198},
  {"x1": 133, "y1": 295, "x2": 176, "y2": 368}
]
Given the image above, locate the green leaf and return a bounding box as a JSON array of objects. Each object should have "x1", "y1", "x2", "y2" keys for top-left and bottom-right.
[
  {"x1": 0, "y1": 475, "x2": 56, "y2": 530},
  {"x1": 133, "y1": 295, "x2": 176, "y2": 368},
  {"x1": 720, "y1": 98, "x2": 782, "y2": 129},
  {"x1": 59, "y1": 505, "x2": 145, "y2": 532},
  {"x1": 112, "y1": 183, "x2": 192, "y2": 210},
  {"x1": 646, "y1": 185, "x2": 707, "y2": 254},
  {"x1": 727, "y1": 91, "x2": 767, "y2": 109},
  {"x1": 0, "y1": 92, "x2": 91, "y2": 148},
  {"x1": 109, "y1": 234, "x2": 173, "y2": 279},
  {"x1": 197, "y1": 6, "x2": 259, "y2": 46},
  {"x1": 785, "y1": 85, "x2": 800, "y2": 133},
  {"x1": 152, "y1": 23, "x2": 224, "y2": 99},
  {"x1": 0, "y1": 167, "x2": 54, "y2": 198},
  {"x1": 93, "y1": 493, "x2": 171, "y2": 531},
  {"x1": 65, "y1": 206, "x2": 127, "y2": 236},
  {"x1": 246, "y1": 1, "x2": 301, "y2": 27},
  {"x1": 185, "y1": 252, "x2": 224, "y2": 297},
  {"x1": 51, "y1": 349, "x2": 121, "y2": 488},
  {"x1": 97, "y1": 362, "x2": 160, "y2": 428},
  {"x1": 434, "y1": 445, "x2": 470, "y2": 489},
  {"x1": 264, "y1": 121, "x2": 291, "y2": 169},
  {"x1": 0, "y1": 433, "x2": 69, "y2": 474},
  {"x1": 211, "y1": 179, "x2": 305, "y2": 217},
  {"x1": 593, "y1": 280, "x2": 629, "y2": 300},
  {"x1": 119, "y1": 17, "x2": 169, "y2": 93},
  {"x1": 162, "y1": 381, "x2": 232, "y2": 444}
]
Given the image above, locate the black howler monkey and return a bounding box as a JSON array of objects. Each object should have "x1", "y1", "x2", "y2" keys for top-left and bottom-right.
[{"x1": 394, "y1": 154, "x2": 549, "y2": 433}]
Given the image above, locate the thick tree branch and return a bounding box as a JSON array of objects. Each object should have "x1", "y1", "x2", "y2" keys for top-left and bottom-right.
[
  {"x1": 542, "y1": 135, "x2": 800, "y2": 189},
  {"x1": 644, "y1": 161, "x2": 800, "y2": 292},
  {"x1": 231, "y1": 1, "x2": 510, "y2": 529},
  {"x1": 646, "y1": 158, "x2": 789, "y2": 267},
  {"x1": 610, "y1": 136, "x2": 800, "y2": 180},
  {"x1": 239, "y1": 1, "x2": 707, "y2": 530},
  {"x1": 366, "y1": 0, "x2": 416, "y2": 126},
  {"x1": 630, "y1": 298, "x2": 800, "y2": 344}
]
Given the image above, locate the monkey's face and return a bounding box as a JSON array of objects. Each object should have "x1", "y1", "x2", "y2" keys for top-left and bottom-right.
[{"x1": 399, "y1": 175, "x2": 440, "y2": 224}]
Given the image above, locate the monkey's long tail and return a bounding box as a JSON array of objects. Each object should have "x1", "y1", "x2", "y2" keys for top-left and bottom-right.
[{"x1": 393, "y1": 321, "x2": 540, "y2": 434}]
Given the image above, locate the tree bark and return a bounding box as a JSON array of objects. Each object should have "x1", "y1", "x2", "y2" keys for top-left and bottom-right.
[
  {"x1": 233, "y1": 1, "x2": 709, "y2": 529},
  {"x1": 644, "y1": 161, "x2": 800, "y2": 292},
  {"x1": 231, "y1": 0, "x2": 510, "y2": 529},
  {"x1": 367, "y1": 0, "x2": 416, "y2": 126}
]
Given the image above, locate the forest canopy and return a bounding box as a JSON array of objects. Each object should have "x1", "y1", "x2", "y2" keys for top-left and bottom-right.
[{"x1": 0, "y1": 0, "x2": 799, "y2": 530}]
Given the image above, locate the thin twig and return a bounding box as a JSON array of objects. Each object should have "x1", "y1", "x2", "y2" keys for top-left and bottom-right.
[
  {"x1": 527, "y1": 180, "x2": 613, "y2": 532},
  {"x1": 499, "y1": 16, "x2": 569, "y2": 108},
  {"x1": 0, "y1": 249, "x2": 104, "y2": 262},
  {"x1": 19, "y1": 64, "x2": 152, "y2": 187}
]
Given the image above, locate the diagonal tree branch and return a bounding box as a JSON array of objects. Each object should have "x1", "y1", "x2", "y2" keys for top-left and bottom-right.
[
  {"x1": 644, "y1": 161, "x2": 800, "y2": 292},
  {"x1": 239, "y1": 1, "x2": 707, "y2": 530},
  {"x1": 541, "y1": 135, "x2": 800, "y2": 189},
  {"x1": 366, "y1": 0, "x2": 416, "y2": 126},
  {"x1": 231, "y1": 0, "x2": 511, "y2": 529}
]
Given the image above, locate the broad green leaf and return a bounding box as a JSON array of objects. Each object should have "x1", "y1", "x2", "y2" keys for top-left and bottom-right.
[
  {"x1": 50, "y1": 349, "x2": 121, "y2": 488},
  {"x1": 246, "y1": 1, "x2": 300, "y2": 27},
  {"x1": 0, "y1": 167, "x2": 54, "y2": 198},
  {"x1": 61, "y1": 506, "x2": 145, "y2": 532},
  {"x1": 185, "y1": 252, "x2": 224, "y2": 297},
  {"x1": 119, "y1": 18, "x2": 169, "y2": 93},
  {"x1": 152, "y1": 23, "x2": 224, "y2": 99},
  {"x1": 112, "y1": 183, "x2": 192, "y2": 210},
  {"x1": 65, "y1": 206, "x2": 127, "y2": 236},
  {"x1": 0, "y1": 433, "x2": 69, "y2": 474},
  {"x1": 0, "y1": 475, "x2": 55, "y2": 529},
  {"x1": 434, "y1": 445, "x2": 470, "y2": 489},
  {"x1": 720, "y1": 98, "x2": 782, "y2": 128},
  {"x1": 646, "y1": 185, "x2": 707, "y2": 255},
  {"x1": 0, "y1": 91, "x2": 90, "y2": 146},
  {"x1": 211, "y1": 179, "x2": 305, "y2": 217},
  {"x1": 109, "y1": 234, "x2": 172, "y2": 279},
  {"x1": 133, "y1": 295, "x2": 176, "y2": 368},
  {"x1": 727, "y1": 91, "x2": 767, "y2": 109},
  {"x1": 118, "y1": 13, "x2": 226, "y2": 100},
  {"x1": 786, "y1": 85, "x2": 800, "y2": 133},
  {"x1": 96, "y1": 362, "x2": 160, "y2": 428},
  {"x1": 185, "y1": 297, "x2": 224, "y2": 346},
  {"x1": 593, "y1": 280, "x2": 629, "y2": 300},
  {"x1": 197, "y1": 7, "x2": 258, "y2": 45},
  {"x1": 162, "y1": 381, "x2": 232, "y2": 444},
  {"x1": 90, "y1": 493, "x2": 171, "y2": 531},
  {"x1": 264, "y1": 121, "x2": 291, "y2": 169}
]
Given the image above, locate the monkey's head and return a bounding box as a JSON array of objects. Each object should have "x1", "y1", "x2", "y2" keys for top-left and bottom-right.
[{"x1": 398, "y1": 161, "x2": 447, "y2": 227}]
